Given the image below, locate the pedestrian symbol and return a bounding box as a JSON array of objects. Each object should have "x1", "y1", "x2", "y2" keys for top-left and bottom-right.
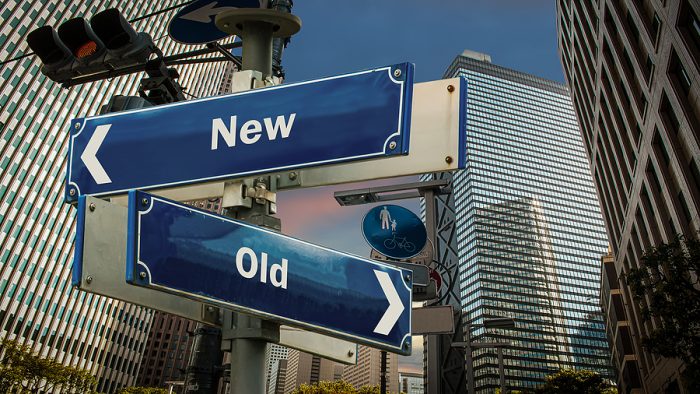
[{"x1": 362, "y1": 205, "x2": 427, "y2": 260}]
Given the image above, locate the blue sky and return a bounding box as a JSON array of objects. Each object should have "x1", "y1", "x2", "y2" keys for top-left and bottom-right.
[
  {"x1": 282, "y1": 0, "x2": 563, "y2": 84},
  {"x1": 276, "y1": 0, "x2": 564, "y2": 253},
  {"x1": 270, "y1": 0, "x2": 564, "y2": 374}
]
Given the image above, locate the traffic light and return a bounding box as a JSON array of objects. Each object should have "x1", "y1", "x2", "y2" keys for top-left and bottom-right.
[
  {"x1": 90, "y1": 8, "x2": 154, "y2": 69},
  {"x1": 26, "y1": 8, "x2": 155, "y2": 84}
]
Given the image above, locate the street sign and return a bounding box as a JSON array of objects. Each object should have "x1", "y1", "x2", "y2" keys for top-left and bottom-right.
[
  {"x1": 369, "y1": 250, "x2": 429, "y2": 286},
  {"x1": 104, "y1": 77, "x2": 464, "y2": 206},
  {"x1": 412, "y1": 306, "x2": 455, "y2": 335},
  {"x1": 66, "y1": 63, "x2": 413, "y2": 203},
  {"x1": 125, "y1": 191, "x2": 413, "y2": 354},
  {"x1": 169, "y1": 0, "x2": 262, "y2": 44},
  {"x1": 72, "y1": 195, "x2": 358, "y2": 364},
  {"x1": 362, "y1": 205, "x2": 427, "y2": 259}
]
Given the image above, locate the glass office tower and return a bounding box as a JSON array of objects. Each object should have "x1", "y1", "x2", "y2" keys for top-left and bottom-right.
[
  {"x1": 1, "y1": 1, "x2": 231, "y2": 392},
  {"x1": 437, "y1": 51, "x2": 614, "y2": 391}
]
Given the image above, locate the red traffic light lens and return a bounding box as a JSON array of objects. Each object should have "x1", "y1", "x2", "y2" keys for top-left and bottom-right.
[{"x1": 75, "y1": 41, "x2": 98, "y2": 58}]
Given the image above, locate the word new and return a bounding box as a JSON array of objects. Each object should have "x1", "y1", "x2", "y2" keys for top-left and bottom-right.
[
  {"x1": 235, "y1": 246, "x2": 288, "y2": 289},
  {"x1": 211, "y1": 113, "x2": 296, "y2": 150}
]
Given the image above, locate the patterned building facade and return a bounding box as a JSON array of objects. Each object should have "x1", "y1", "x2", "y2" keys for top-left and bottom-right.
[
  {"x1": 342, "y1": 346, "x2": 399, "y2": 393},
  {"x1": 0, "y1": 1, "x2": 233, "y2": 392},
  {"x1": 557, "y1": 0, "x2": 700, "y2": 392},
  {"x1": 439, "y1": 51, "x2": 614, "y2": 392}
]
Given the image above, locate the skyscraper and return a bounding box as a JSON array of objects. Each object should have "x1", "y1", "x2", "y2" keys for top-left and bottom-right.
[
  {"x1": 283, "y1": 349, "x2": 342, "y2": 393},
  {"x1": 1, "y1": 1, "x2": 233, "y2": 392},
  {"x1": 268, "y1": 359, "x2": 287, "y2": 394},
  {"x1": 342, "y1": 346, "x2": 399, "y2": 393},
  {"x1": 265, "y1": 344, "x2": 289, "y2": 393},
  {"x1": 135, "y1": 312, "x2": 197, "y2": 391},
  {"x1": 399, "y1": 371, "x2": 424, "y2": 394},
  {"x1": 427, "y1": 51, "x2": 613, "y2": 392},
  {"x1": 557, "y1": 0, "x2": 700, "y2": 392}
]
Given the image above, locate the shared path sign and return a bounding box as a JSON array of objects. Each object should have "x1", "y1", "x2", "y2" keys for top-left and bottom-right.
[
  {"x1": 125, "y1": 191, "x2": 413, "y2": 354},
  {"x1": 65, "y1": 63, "x2": 414, "y2": 203},
  {"x1": 362, "y1": 204, "x2": 428, "y2": 260}
]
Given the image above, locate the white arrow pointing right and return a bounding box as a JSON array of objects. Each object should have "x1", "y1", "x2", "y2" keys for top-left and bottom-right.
[
  {"x1": 373, "y1": 270, "x2": 405, "y2": 335},
  {"x1": 81, "y1": 124, "x2": 112, "y2": 185},
  {"x1": 180, "y1": 2, "x2": 237, "y2": 23}
]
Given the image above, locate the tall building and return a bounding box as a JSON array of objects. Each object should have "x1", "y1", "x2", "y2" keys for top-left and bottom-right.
[
  {"x1": 427, "y1": 51, "x2": 614, "y2": 392},
  {"x1": 0, "y1": 1, "x2": 233, "y2": 392},
  {"x1": 135, "y1": 312, "x2": 197, "y2": 391},
  {"x1": 268, "y1": 359, "x2": 288, "y2": 394},
  {"x1": 399, "y1": 371, "x2": 424, "y2": 394},
  {"x1": 265, "y1": 344, "x2": 289, "y2": 393},
  {"x1": 283, "y1": 349, "x2": 342, "y2": 394},
  {"x1": 557, "y1": 0, "x2": 700, "y2": 392},
  {"x1": 342, "y1": 346, "x2": 399, "y2": 393}
]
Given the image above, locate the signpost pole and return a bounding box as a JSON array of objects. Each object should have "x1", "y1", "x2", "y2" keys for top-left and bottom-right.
[{"x1": 213, "y1": 8, "x2": 301, "y2": 394}]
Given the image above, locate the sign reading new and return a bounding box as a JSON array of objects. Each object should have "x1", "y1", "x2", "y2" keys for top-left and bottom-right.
[{"x1": 65, "y1": 63, "x2": 414, "y2": 203}]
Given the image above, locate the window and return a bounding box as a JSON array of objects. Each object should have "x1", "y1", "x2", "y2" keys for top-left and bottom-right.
[
  {"x1": 668, "y1": 49, "x2": 692, "y2": 99},
  {"x1": 678, "y1": 0, "x2": 700, "y2": 69}
]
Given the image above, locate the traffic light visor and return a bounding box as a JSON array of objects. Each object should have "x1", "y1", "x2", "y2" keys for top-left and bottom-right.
[
  {"x1": 26, "y1": 26, "x2": 74, "y2": 65},
  {"x1": 91, "y1": 8, "x2": 136, "y2": 50},
  {"x1": 57, "y1": 17, "x2": 105, "y2": 59}
]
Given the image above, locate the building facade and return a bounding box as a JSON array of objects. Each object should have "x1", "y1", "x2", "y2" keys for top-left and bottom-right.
[
  {"x1": 557, "y1": 0, "x2": 700, "y2": 392},
  {"x1": 265, "y1": 343, "x2": 289, "y2": 393},
  {"x1": 342, "y1": 346, "x2": 399, "y2": 393},
  {"x1": 433, "y1": 51, "x2": 614, "y2": 392},
  {"x1": 283, "y1": 349, "x2": 342, "y2": 394},
  {"x1": 0, "y1": 1, "x2": 233, "y2": 392},
  {"x1": 399, "y1": 371, "x2": 424, "y2": 394},
  {"x1": 135, "y1": 312, "x2": 197, "y2": 391},
  {"x1": 268, "y1": 359, "x2": 288, "y2": 394}
]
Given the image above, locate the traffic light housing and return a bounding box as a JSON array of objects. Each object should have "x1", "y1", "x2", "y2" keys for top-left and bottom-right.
[
  {"x1": 90, "y1": 8, "x2": 154, "y2": 69},
  {"x1": 26, "y1": 8, "x2": 155, "y2": 84}
]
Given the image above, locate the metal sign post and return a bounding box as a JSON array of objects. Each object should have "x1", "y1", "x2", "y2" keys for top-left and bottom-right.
[{"x1": 212, "y1": 9, "x2": 300, "y2": 393}]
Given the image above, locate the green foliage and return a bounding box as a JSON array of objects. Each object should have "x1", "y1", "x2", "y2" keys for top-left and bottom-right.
[
  {"x1": 357, "y1": 385, "x2": 380, "y2": 394},
  {"x1": 115, "y1": 387, "x2": 169, "y2": 394},
  {"x1": 533, "y1": 369, "x2": 616, "y2": 394},
  {"x1": 0, "y1": 339, "x2": 97, "y2": 393},
  {"x1": 291, "y1": 380, "x2": 388, "y2": 394},
  {"x1": 625, "y1": 233, "x2": 700, "y2": 389}
]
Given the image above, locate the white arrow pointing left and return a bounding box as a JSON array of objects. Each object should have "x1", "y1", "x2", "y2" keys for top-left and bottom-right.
[
  {"x1": 373, "y1": 270, "x2": 405, "y2": 335},
  {"x1": 81, "y1": 124, "x2": 112, "y2": 185},
  {"x1": 180, "y1": 2, "x2": 236, "y2": 23}
]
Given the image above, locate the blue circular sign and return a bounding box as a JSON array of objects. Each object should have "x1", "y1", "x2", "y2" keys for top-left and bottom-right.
[
  {"x1": 362, "y1": 205, "x2": 427, "y2": 260},
  {"x1": 169, "y1": 0, "x2": 262, "y2": 45}
]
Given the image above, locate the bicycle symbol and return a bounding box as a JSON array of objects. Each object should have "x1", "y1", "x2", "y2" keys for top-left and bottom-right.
[{"x1": 383, "y1": 234, "x2": 415, "y2": 253}]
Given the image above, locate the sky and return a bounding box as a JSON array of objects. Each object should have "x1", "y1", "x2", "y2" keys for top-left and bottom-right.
[{"x1": 264, "y1": 0, "x2": 565, "y2": 374}]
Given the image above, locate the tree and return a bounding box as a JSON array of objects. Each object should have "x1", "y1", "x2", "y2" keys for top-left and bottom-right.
[
  {"x1": 115, "y1": 387, "x2": 169, "y2": 394},
  {"x1": 0, "y1": 339, "x2": 97, "y2": 393},
  {"x1": 291, "y1": 381, "x2": 387, "y2": 394},
  {"x1": 533, "y1": 369, "x2": 616, "y2": 394},
  {"x1": 625, "y1": 233, "x2": 700, "y2": 389},
  {"x1": 357, "y1": 385, "x2": 381, "y2": 394}
]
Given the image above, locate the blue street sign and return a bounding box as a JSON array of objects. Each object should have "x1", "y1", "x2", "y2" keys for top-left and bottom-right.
[
  {"x1": 169, "y1": 0, "x2": 262, "y2": 44},
  {"x1": 124, "y1": 191, "x2": 413, "y2": 354},
  {"x1": 65, "y1": 63, "x2": 414, "y2": 203},
  {"x1": 362, "y1": 205, "x2": 427, "y2": 260}
]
